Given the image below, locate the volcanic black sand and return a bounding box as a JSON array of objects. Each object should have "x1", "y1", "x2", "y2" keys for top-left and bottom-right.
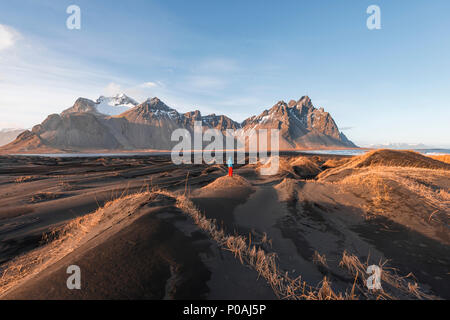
[{"x1": 0, "y1": 151, "x2": 448, "y2": 299}]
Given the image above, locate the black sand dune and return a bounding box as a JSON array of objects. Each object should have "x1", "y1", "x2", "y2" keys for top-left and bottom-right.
[
  {"x1": 2, "y1": 195, "x2": 275, "y2": 300},
  {"x1": 0, "y1": 151, "x2": 448, "y2": 299}
]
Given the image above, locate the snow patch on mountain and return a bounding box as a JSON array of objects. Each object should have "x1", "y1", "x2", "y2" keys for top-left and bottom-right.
[{"x1": 95, "y1": 93, "x2": 138, "y2": 116}]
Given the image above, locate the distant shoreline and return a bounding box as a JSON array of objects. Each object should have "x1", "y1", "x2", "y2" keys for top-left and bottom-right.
[{"x1": 4, "y1": 148, "x2": 450, "y2": 158}]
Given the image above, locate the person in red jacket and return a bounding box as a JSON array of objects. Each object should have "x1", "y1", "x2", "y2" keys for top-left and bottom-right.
[{"x1": 227, "y1": 157, "x2": 233, "y2": 177}]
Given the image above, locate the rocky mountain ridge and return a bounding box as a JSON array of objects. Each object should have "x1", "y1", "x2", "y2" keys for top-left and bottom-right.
[{"x1": 1, "y1": 95, "x2": 356, "y2": 152}]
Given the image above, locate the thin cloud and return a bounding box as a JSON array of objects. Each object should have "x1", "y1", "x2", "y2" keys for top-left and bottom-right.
[
  {"x1": 140, "y1": 81, "x2": 161, "y2": 88},
  {"x1": 0, "y1": 24, "x2": 21, "y2": 51},
  {"x1": 0, "y1": 25, "x2": 133, "y2": 129},
  {"x1": 104, "y1": 82, "x2": 123, "y2": 96}
]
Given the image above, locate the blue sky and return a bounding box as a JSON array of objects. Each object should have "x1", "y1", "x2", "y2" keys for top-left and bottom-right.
[{"x1": 0, "y1": 0, "x2": 449, "y2": 147}]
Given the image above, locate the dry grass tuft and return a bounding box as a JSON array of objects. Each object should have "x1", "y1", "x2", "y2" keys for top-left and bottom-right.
[
  {"x1": 339, "y1": 171, "x2": 394, "y2": 217},
  {"x1": 29, "y1": 192, "x2": 60, "y2": 203},
  {"x1": 261, "y1": 232, "x2": 273, "y2": 248},
  {"x1": 322, "y1": 157, "x2": 351, "y2": 169},
  {"x1": 312, "y1": 251, "x2": 328, "y2": 267},
  {"x1": 316, "y1": 277, "x2": 343, "y2": 300},
  {"x1": 14, "y1": 176, "x2": 35, "y2": 183},
  {"x1": 338, "y1": 251, "x2": 436, "y2": 300},
  {"x1": 200, "y1": 174, "x2": 253, "y2": 191}
]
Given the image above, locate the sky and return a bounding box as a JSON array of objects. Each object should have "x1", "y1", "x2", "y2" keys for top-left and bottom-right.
[{"x1": 0, "y1": 0, "x2": 449, "y2": 147}]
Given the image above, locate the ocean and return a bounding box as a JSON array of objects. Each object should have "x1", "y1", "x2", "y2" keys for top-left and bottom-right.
[
  {"x1": 299, "y1": 149, "x2": 450, "y2": 156},
  {"x1": 12, "y1": 149, "x2": 450, "y2": 158}
]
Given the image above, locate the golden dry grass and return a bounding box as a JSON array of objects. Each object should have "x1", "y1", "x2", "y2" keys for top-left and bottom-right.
[
  {"x1": 428, "y1": 155, "x2": 450, "y2": 164},
  {"x1": 0, "y1": 191, "x2": 151, "y2": 297},
  {"x1": 334, "y1": 166, "x2": 449, "y2": 219},
  {"x1": 338, "y1": 251, "x2": 436, "y2": 300},
  {"x1": 353, "y1": 149, "x2": 450, "y2": 170},
  {"x1": 156, "y1": 189, "x2": 430, "y2": 300},
  {"x1": 322, "y1": 157, "x2": 351, "y2": 168},
  {"x1": 14, "y1": 176, "x2": 34, "y2": 183},
  {"x1": 150, "y1": 188, "x2": 352, "y2": 300},
  {"x1": 257, "y1": 155, "x2": 322, "y2": 178},
  {"x1": 318, "y1": 149, "x2": 450, "y2": 228},
  {"x1": 0, "y1": 184, "x2": 435, "y2": 300},
  {"x1": 338, "y1": 170, "x2": 394, "y2": 217},
  {"x1": 318, "y1": 149, "x2": 449, "y2": 182},
  {"x1": 29, "y1": 192, "x2": 59, "y2": 203},
  {"x1": 200, "y1": 174, "x2": 252, "y2": 191}
]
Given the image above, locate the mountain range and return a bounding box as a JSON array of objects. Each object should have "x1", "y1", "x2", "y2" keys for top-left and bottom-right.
[
  {"x1": 366, "y1": 143, "x2": 436, "y2": 150},
  {"x1": 0, "y1": 94, "x2": 356, "y2": 153},
  {"x1": 0, "y1": 128, "x2": 26, "y2": 147}
]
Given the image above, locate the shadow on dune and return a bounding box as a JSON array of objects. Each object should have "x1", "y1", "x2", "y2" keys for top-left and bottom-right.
[
  {"x1": 191, "y1": 177, "x2": 450, "y2": 299},
  {"x1": 279, "y1": 193, "x2": 450, "y2": 299},
  {"x1": 352, "y1": 216, "x2": 450, "y2": 299}
]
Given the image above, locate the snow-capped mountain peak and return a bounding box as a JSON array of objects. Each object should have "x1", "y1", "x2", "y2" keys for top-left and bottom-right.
[{"x1": 95, "y1": 93, "x2": 139, "y2": 116}]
